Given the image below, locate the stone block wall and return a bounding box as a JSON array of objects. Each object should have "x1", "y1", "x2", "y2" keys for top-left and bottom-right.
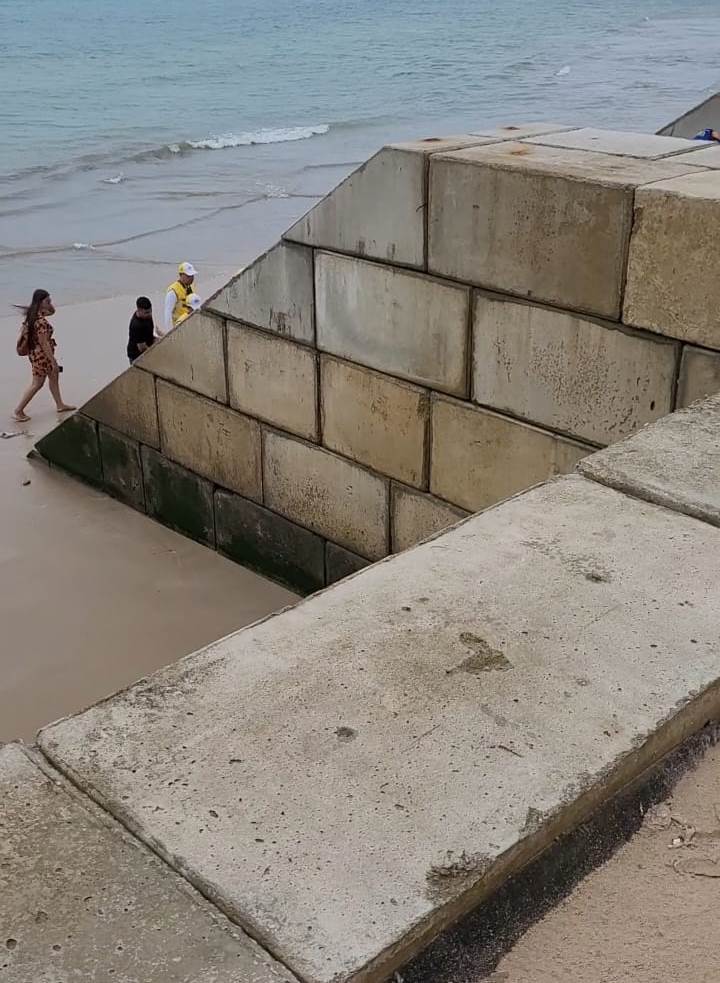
[{"x1": 35, "y1": 126, "x2": 720, "y2": 594}]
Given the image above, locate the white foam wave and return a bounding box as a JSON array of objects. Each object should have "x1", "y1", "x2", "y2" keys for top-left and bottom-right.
[
  {"x1": 102, "y1": 173, "x2": 125, "y2": 184},
  {"x1": 186, "y1": 124, "x2": 329, "y2": 151},
  {"x1": 72, "y1": 242, "x2": 95, "y2": 250}
]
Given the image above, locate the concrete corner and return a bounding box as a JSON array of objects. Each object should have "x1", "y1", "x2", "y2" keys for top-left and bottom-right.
[
  {"x1": 34, "y1": 413, "x2": 102, "y2": 485},
  {"x1": 391, "y1": 483, "x2": 469, "y2": 552},
  {"x1": 140, "y1": 311, "x2": 227, "y2": 402},
  {"x1": 325, "y1": 542, "x2": 370, "y2": 584},
  {"x1": 677, "y1": 346, "x2": 720, "y2": 408}
]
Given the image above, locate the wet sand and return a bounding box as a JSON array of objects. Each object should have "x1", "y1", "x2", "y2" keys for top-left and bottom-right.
[{"x1": 0, "y1": 286, "x2": 296, "y2": 742}]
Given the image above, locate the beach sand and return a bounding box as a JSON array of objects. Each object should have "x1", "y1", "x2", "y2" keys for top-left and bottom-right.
[{"x1": 0, "y1": 279, "x2": 296, "y2": 742}]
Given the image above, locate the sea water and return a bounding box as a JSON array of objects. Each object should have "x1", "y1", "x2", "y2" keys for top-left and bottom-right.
[{"x1": 1, "y1": 0, "x2": 719, "y2": 303}]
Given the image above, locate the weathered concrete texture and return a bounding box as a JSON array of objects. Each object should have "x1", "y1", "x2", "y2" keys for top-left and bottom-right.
[
  {"x1": 428, "y1": 143, "x2": 698, "y2": 318},
  {"x1": 83, "y1": 366, "x2": 159, "y2": 448},
  {"x1": 325, "y1": 542, "x2": 370, "y2": 584},
  {"x1": 141, "y1": 445, "x2": 215, "y2": 546},
  {"x1": 473, "y1": 293, "x2": 678, "y2": 445},
  {"x1": 674, "y1": 144, "x2": 720, "y2": 168},
  {"x1": 525, "y1": 127, "x2": 708, "y2": 159},
  {"x1": 321, "y1": 356, "x2": 428, "y2": 486},
  {"x1": 431, "y1": 396, "x2": 590, "y2": 512},
  {"x1": 677, "y1": 345, "x2": 720, "y2": 408},
  {"x1": 285, "y1": 148, "x2": 427, "y2": 267},
  {"x1": 227, "y1": 322, "x2": 318, "y2": 441},
  {"x1": 624, "y1": 171, "x2": 720, "y2": 347},
  {"x1": 263, "y1": 430, "x2": 388, "y2": 560},
  {"x1": 387, "y1": 135, "x2": 498, "y2": 154},
  {"x1": 39, "y1": 476, "x2": 720, "y2": 983},
  {"x1": 469, "y1": 123, "x2": 577, "y2": 140},
  {"x1": 157, "y1": 380, "x2": 261, "y2": 502},
  {"x1": 35, "y1": 413, "x2": 102, "y2": 485},
  {"x1": 391, "y1": 484, "x2": 468, "y2": 552},
  {"x1": 315, "y1": 251, "x2": 469, "y2": 396},
  {"x1": 208, "y1": 242, "x2": 315, "y2": 345},
  {"x1": 215, "y1": 488, "x2": 325, "y2": 595},
  {"x1": 578, "y1": 394, "x2": 720, "y2": 527},
  {"x1": 139, "y1": 311, "x2": 227, "y2": 402},
  {"x1": 0, "y1": 744, "x2": 295, "y2": 983},
  {"x1": 98, "y1": 424, "x2": 144, "y2": 511}
]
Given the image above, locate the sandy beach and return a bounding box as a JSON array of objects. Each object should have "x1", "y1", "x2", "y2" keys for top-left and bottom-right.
[{"x1": 0, "y1": 276, "x2": 295, "y2": 742}]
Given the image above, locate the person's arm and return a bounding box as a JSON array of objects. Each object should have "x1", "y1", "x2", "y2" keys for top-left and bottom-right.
[{"x1": 161, "y1": 289, "x2": 175, "y2": 336}]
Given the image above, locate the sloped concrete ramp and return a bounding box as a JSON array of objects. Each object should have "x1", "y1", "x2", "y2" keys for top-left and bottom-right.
[{"x1": 38, "y1": 471, "x2": 720, "y2": 983}]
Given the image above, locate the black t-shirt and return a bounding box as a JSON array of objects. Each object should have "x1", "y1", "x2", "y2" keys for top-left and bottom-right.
[{"x1": 127, "y1": 313, "x2": 155, "y2": 361}]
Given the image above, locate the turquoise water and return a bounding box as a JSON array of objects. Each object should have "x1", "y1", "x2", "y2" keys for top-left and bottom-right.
[{"x1": 2, "y1": 0, "x2": 720, "y2": 302}]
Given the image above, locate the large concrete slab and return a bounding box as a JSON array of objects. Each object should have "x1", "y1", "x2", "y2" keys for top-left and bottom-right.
[
  {"x1": 677, "y1": 345, "x2": 720, "y2": 408},
  {"x1": 578, "y1": 394, "x2": 720, "y2": 527},
  {"x1": 624, "y1": 170, "x2": 720, "y2": 347},
  {"x1": 321, "y1": 356, "x2": 429, "y2": 486},
  {"x1": 83, "y1": 366, "x2": 159, "y2": 448},
  {"x1": 208, "y1": 242, "x2": 315, "y2": 345},
  {"x1": 0, "y1": 743, "x2": 295, "y2": 983},
  {"x1": 315, "y1": 251, "x2": 469, "y2": 396},
  {"x1": 228, "y1": 322, "x2": 318, "y2": 441},
  {"x1": 39, "y1": 476, "x2": 720, "y2": 983},
  {"x1": 428, "y1": 143, "x2": 698, "y2": 318},
  {"x1": 157, "y1": 380, "x2": 262, "y2": 501},
  {"x1": 469, "y1": 123, "x2": 577, "y2": 140},
  {"x1": 263, "y1": 430, "x2": 389, "y2": 559},
  {"x1": 431, "y1": 395, "x2": 590, "y2": 512},
  {"x1": 525, "y1": 127, "x2": 709, "y2": 159},
  {"x1": 139, "y1": 311, "x2": 227, "y2": 402},
  {"x1": 473, "y1": 293, "x2": 678, "y2": 445}
]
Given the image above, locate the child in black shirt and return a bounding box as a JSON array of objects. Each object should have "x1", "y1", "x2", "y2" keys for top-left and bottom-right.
[{"x1": 127, "y1": 296, "x2": 156, "y2": 363}]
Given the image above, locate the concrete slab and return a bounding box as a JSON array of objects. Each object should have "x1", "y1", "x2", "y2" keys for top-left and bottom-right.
[
  {"x1": 141, "y1": 446, "x2": 215, "y2": 546},
  {"x1": 83, "y1": 366, "x2": 159, "y2": 448},
  {"x1": 325, "y1": 542, "x2": 370, "y2": 584},
  {"x1": 428, "y1": 143, "x2": 699, "y2": 318},
  {"x1": 430, "y1": 395, "x2": 590, "y2": 512},
  {"x1": 39, "y1": 475, "x2": 720, "y2": 983},
  {"x1": 315, "y1": 251, "x2": 469, "y2": 396},
  {"x1": 387, "y1": 135, "x2": 502, "y2": 155},
  {"x1": 321, "y1": 356, "x2": 429, "y2": 486},
  {"x1": 157, "y1": 380, "x2": 262, "y2": 502},
  {"x1": 391, "y1": 484, "x2": 469, "y2": 552},
  {"x1": 670, "y1": 144, "x2": 720, "y2": 168},
  {"x1": 578, "y1": 394, "x2": 720, "y2": 527},
  {"x1": 677, "y1": 345, "x2": 720, "y2": 408},
  {"x1": 469, "y1": 123, "x2": 577, "y2": 140},
  {"x1": 98, "y1": 424, "x2": 145, "y2": 511},
  {"x1": 207, "y1": 242, "x2": 315, "y2": 345},
  {"x1": 139, "y1": 311, "x2": 227, "y2": 402},
  {"x1": 524, "y1": 127, "x2": 709, "y2": 159},
  {"x1": 472, "y1": 293, "x2": 678, "y2": 445},
  {"x1": 0, "y1": 743, "x2": 295, "y2": 983},
  {"x1": 35, "y1": 413, "x2": 102, "y2": 485},
  {"x1": 624, "y1": 170, "x2": 720, "y2": 347},
  {"x1": 285, "y1": 148, "x2": 427, "y2": 267},
  {"x1": 263, "y1": 430, "x2": 389, "y2": 559},
  {"x1": 228, "y1": 322, "x2": 318, "y2": 441}
]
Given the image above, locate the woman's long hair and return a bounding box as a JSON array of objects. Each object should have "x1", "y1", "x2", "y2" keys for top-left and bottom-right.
[{"x1": 17, "y1": 289, "x2": 50, "y2": 350}]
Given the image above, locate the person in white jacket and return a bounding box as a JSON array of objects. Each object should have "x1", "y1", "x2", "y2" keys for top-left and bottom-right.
[{"x1": 160, "y1": 262, "x2": 200, "y2": 336}]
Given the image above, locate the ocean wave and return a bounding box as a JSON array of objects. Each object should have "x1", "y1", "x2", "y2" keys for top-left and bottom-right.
[{"x1": 184, "y1": 124, "x2": 330, "y2": 151}]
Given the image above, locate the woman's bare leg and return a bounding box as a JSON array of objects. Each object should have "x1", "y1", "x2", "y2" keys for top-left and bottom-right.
[
  {"x1": 13, "y1": 375, "x2": 45, "y2": 420},
  {"x1": 47, "y1": 370, "x2": 76, "y2": 413}
]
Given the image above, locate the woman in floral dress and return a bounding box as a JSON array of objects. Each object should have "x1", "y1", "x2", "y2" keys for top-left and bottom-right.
[{"x1": 13, "y1": 289, "x2": 75, "y2": 422}]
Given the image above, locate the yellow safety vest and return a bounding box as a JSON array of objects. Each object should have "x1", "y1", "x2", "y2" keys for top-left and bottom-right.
[{"x1": 168, "y1": 280, "x2": 193, "y2": 327}]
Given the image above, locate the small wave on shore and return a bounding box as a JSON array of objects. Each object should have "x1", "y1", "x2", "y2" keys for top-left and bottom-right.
[{"x1": 182, "y1": 124, "x2": 330, "y2": 151}]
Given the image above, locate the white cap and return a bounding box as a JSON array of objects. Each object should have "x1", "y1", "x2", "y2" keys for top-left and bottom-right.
[
  {"x1": 178, "y1": 261, "x2": 197, "y2": 277},
  {"x1": 187, "y1": 293, "x2": 202, "y2": 311}
]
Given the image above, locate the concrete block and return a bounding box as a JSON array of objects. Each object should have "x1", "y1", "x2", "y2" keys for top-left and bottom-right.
[
  {"x1": 578, "y1": 394, "x2": 720, "y2": 527},
  {"x1": 98, "y1": 424, "x2": 144, "y2": 511},
  {"x1": 39, "y1": 475, "x2": 720, "y2": 983},
  {"x1": 431, "y1": 396, "x2": 590, "y2": 512},
  {"x1": 391, "y1": 483, "x2": 468, "y2": 552},
  {"x1": 35, "y1": 413, "x2": 102, "y2": 485},
  {"x1": 139, "y1": 311, "x2": 227, "y2": 402},
  {"x1": 215, "y1": 488, "x2": 324, "y2": 594},
  {"x1": 208, "y1": 241, "x2": 315, "y2": 345},
  {"x1": 387, "y1": 134, "x2": 503, "y2": 154},
  {"x1": 428, "y1": 142, "x2": 699, "y2": 318},
  {"x1": 525, "y1": 127, "x2": 708, "y2": 159},
  {"x1": 673, "y1": 144, "x2": 720, "y2": 168},
  {"x1": 157, "y1": 380, "x2": 261, "y2": 501},
  {"x1": 141, "y1": 445, "x2": 215, "y2": 546},
  {"x1": 624, "y1": 171, "x2": 720, "y2": 347},
  {"x1": 285, "y1": 147, "x2": 427, "y2": 267},
  {"x1": 469, "y1": 123, "x2": 577, "y2": 140},
  {"x1": 677, "y1": 346, "x2": 720, "y2": 407},
  {"x1": 473, "y1": 293, "x2": 678, "y2": 445},
  {"x1": 0, "y1": 744, "x2": 293, "y2": 983},
  {"x1": 321, "y1": 356, "x2": 429, "y2": 486},
  {"x1": 263, "y1": 430, "x2": 388, "y2": 559},
  {"x1": 228, "y1": 322, "x2": 318, "y2": 440},
  {"x1": 315, "y1": 251, "x2": 469, "y2": 396},
  {"x1": 325, "y1": 542, "x2": 370, "y2": 584},
  {"x1": 82, "y1": 366, "x2": 159, "y2": 448}
]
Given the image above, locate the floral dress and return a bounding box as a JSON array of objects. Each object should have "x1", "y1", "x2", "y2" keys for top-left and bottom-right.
[{"x1": 28, "y1": 316, "x2": 57, "y2": 378}]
